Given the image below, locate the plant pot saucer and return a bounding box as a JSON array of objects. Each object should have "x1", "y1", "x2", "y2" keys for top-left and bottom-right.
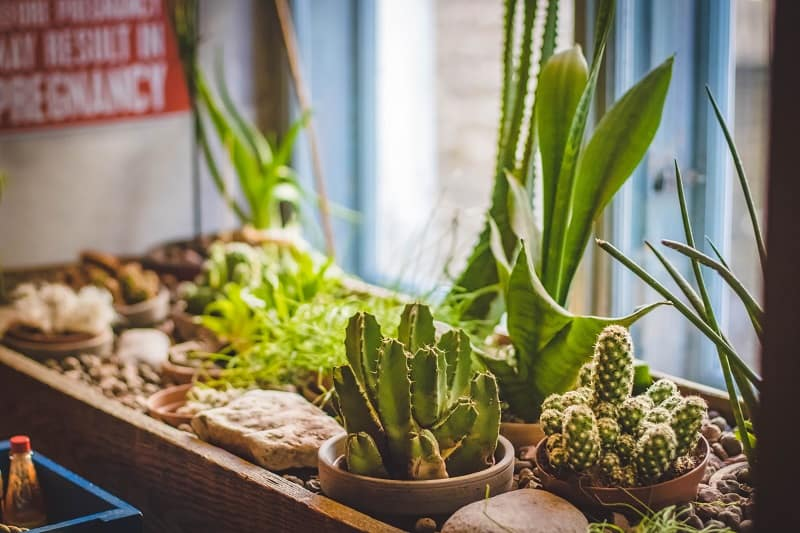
[
  {"x1": 2, "y1": 326, "x2": 113, "y2": 361},
  {"x1": 147, "y1": 383, "x2": 194, "y2": 427},
  {"x1": 115, "y1": 288, "x2": 170, "y2": 328},
  {"x1": 535, "y1": 436, "x2": 710, "y2": 516},
  {"x1": 318, "y1": 435, "x2": 515, "y2": 518}
]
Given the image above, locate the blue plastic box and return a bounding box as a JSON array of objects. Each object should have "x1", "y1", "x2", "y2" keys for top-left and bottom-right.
[{"x1": 0, "y1": 441, "x2": 142, "y2": 532}]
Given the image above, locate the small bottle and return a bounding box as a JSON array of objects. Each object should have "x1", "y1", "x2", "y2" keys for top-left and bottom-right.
[{"x1": 3, "y1": 436, "x2": 47, "y2": 528}]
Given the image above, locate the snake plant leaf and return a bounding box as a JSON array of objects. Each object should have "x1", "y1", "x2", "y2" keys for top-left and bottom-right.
[
  {"x1": 557, "y1": 56, "x2": 673, "y2": 303},
  {"x1": 397, "y1": 303, "x2": 436, "y2": 353},
  {"x1": 344, "y1": 312, "x2": 383, "y2": 405},
  {"x1": 537, "y1": 45, "x2": 588, "y2": 263},
  {"x1": 333, "y1": 366, "x2": 385, "y2": 452},
  {"x1": 506, "y1": 172, "x2": 541, "y2": 274},
  {"x1": 484, "y1": 245, "x2": 666, "y2": 421},
  {"x1": 445, "y1": 372, "x2": 501, "y2": 476},
  {"x1": 346, "y1": 433, "x2": 389, "y2": 478},
  {"x1": 436, "y1": 329, "x2": 473, "y2": 406},
  {"x1": 489, "y1": 217, "x2": 512, "y2": 294},
  {"x1": 410, "y1": 346, "x2": 446, "y2": 428},
  {"x1": 376, "y1": 339, "x2": 415, "y2": 475}
]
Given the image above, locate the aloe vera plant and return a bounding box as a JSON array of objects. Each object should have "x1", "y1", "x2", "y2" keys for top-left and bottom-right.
[
  {"x1": 597, "y1": 88, "x2": 763, "y2": 466},
  {"x1": 445, "y1": 0, "x2": 673, "y2": 421},
  {"x1": 334, "y1": 303, "x2": 501, "y2": 480},
  {"x1": 195, "y1": 63, "x2": 307, "y2": 230}
]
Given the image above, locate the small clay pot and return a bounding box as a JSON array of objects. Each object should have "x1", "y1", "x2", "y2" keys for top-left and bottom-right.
[
  {"x1": 147, "y1": 383, "x2": 194, "y2": 427},
  {"x1": 115, "y1": 288, "x2": 170, "y2": 328},
  {"x1": 2, "y1": 326, "x2": 113, "y2": 361},
  {"x1": 318, "y1": 435, "x2": 515, "y2": 518},
  {"x1": 535, "y1": 436, "x2": 709, "y2": 516},
  {"x1": 161, "y1": 341, "x2": 224, "y2": 385},
  {"x1": 500, "y1": 421, "x2": 546, "y2": 449}
]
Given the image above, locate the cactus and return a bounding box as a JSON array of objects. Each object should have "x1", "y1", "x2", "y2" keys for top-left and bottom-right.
[
  {"x1": 541, "y1": 393, "x2": 565, "y2": 412},
  {"x1": 118, "y1": 262, "x2": 160, "y2": 304},
  {"x1": 593, "y1": 401, "x2": 619, "y2": 420},
  {"x1": 549, "y1": 446, "x2": 569, "y2": 470},
  {"x1": 644, "y1": 406, "x2": 672, "y2": 425},
  {"x1": 562, "y1": 405, "x2": 601, "y2": 471},
  {"x1": 670, "y1": 396, "x2": 707, "y2": 456},
  {"x1": 597, "y1": 417, "x2": 620, "y2": 448},
  {"x1": 599, "y1": 451, "x2": 621, "y2": 478},
  {"x1": 616, "y1": 433, "x2": 636, "y2": 464},
  {"x1": 618, "y1": 395, "x2": 653, "y2": 434},
  {"x1": 541, "y1": 409, "x2": 564, "y2": 437},
  {"x1": 659, "y1": 394, "x2": 683, "y2": 413},
  {"x1": 546, "y1": 433, "x2": 564, "y2": 453},
  {"x1": 334, "y1": 303, "x2": 500, "y2": 480},
  {"x1": 669, "y1": 455, "x2": 697, "y2": 477},
  {"x1": 646, "y1": 378, "x2": 679, "y2": 406},
  {"x1": 577, "y1": 361, "x2": 594, "y2": 387},
  {"x1": 635, "y1": 423, "x2": 677, "y2": 482},
  {"x1": 591, "y1": 325, "x2": 634, "y2": 405}
]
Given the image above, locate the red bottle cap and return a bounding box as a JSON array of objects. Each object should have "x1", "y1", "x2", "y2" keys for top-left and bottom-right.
[{"x1": 9, "y1": 435, "x2": 31, "y2": 454}]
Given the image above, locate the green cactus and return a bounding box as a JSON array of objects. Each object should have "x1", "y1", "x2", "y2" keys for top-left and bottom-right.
[
  {"x1": 659, "y1": 394, "x2": 683, "y2": 412},
  {"x1": 646, "y1": 378, "x2": 679, "y2": 406},
  {"x1": 546, "y1": 433, "x2": 564, "y2": 453},
  {"x1": 540, "y1": 409, "x2": 564, "y2": 437},
  {"x1": 669, "y1": 396, "x2": 707, "y2": 456},
  {"x1": 597, "y1": 417, "x2": 620, "y2": 448},
  {"x1": 616, "y1": 433, "x2": 636, "y2": 464},
  {"x1": 599, "y1": 451, "x2": 621, "y2": 478},
  {"x1": 548, "y1": 446, "x2": 569, "y2": 470},
  {"x1": 562, "y1": 405, "x2": 601, "y2": 471},
  {"x1": 593, "y1": 401, "x2": 619, "y2": 420},
  {"x1": 577, "y1": 361, "x2": 594, "y2": 387},
  {"x1": 563, "y1": 387, "x2": 593, "y2": 408},
  {"x1": 644, "y1": 406, "x2": 672, "y2": 425},
  {"x1": 669, "y1": 455, "x2": 697, "y2": 477},
  {"x1": 334, "y1": 304, "x2": 500, "y2": 480},
  {"x1": 591, "y1": 325, "x2": 634, "y2": 405},
  {"x1": 618, "y1": 395, "x2": 653, "y2": 434},
  {"x1": 541, "y1": 393, "x2": 565, "y2": 412},
  {"x1": 634, "y1": 423, "x2": 677, "y2": 482}
]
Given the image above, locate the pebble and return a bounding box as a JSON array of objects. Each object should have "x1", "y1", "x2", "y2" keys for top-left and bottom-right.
[
  {"x1": 717, "y1": 479, "x2": 739, "y2": 494},
  {"x1": 740, "y1": 519, "x2": 754, "y2": 532},
  {"x1": 720, "y1": 432, "x2": 743, "y2": 457},
  {"x1": 711, "y1": 442, "x2": 729, "y2": 460},
  {"x1": 697, "y1": 486, "x2": 722, "y2": 503},
  {"x1": 710, "y1": 416, "x2": 728, "y2": 431},
  {"x1": 695, "y1": 503, "x2": 723, "y2": 522},
  {"x1": 177, "y1": 424, "x2": 194, "y2": 433},
  {"x1": 63, "y1": 356, "x2": 81, "y2": 371},
  {"x1": 718, "y1": 509, "x2": 741, "y2": 529},
  {"x1": 305, "y1": 478, "x2": 321, "y2": 493},
  {"x1": 701, "y1": 424, "x2": 722, "y2": 443},
  {"x1": 705, "y1": 519, "x2": 726, "y2": 529},
  {"x1": 415, "y1": 517, "x2": 437, "y2": 533},
  {"x1": 720, "y1": 492, "x2": 742, "y2": 505}
]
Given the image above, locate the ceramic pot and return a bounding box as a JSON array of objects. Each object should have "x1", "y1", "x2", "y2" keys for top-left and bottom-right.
[
  {"x1": 115, "y1": 288, "x2": 170, "y2": 328},
  {"x1": 2, "y1": 326, "x2": 113, "y2": 361},
  {"x1": 318, "y1": 435, "x2": 515, "y2": 518},
  {"x1": 500, "y1": 421, "x2": 546, "y2": 450},
  {"x1": 535, "y1": 436, "x2": 709, "y2": 515},
  {"x1": 147, "y1": 383, "x2": 194, "y2": 427}
]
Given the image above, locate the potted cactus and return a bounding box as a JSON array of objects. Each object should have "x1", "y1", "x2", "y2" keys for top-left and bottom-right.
[
  {"x1": 535, "y1": 325, "x2": 709, "y2": 515},
  {"x1": 318, "y1": 303, "x2": 514, "y2": 517}
]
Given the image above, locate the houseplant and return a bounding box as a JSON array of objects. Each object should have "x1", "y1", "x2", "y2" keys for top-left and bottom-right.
[
  {"x1": 535, "y1": 325, "x2": 709, "y2": 515},
  {"x1": 442, "y1": 0, "x2": 672, "y2": 431},
  {"x1": 597, "y1": 88, "x2": 762, "y2": 470},
  {"x1": 318, "y1": 303, "x2": 514, "y2": 517}
]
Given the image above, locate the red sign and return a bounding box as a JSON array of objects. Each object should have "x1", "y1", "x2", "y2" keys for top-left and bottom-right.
[{"x1": 0, "y1": 0, "x2": 190, "y2": 131}]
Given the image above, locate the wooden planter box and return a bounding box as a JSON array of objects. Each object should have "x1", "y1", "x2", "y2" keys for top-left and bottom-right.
[{"x1": 0, "y1": 346, "x2": 400, "y2": 533}]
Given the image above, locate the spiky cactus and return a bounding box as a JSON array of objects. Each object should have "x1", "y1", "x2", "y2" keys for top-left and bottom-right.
[
  {"x1": 635, "y1": 423, "x2": 677, "y2": 483},
  {"x1": 616, "y1": 433, "x2": 636, "y2": 463},
  {"x1": 646, "y1": 378, "x2": 679, "y2": 406},
  {"x1": 334, "y1": 303, "x2": 500, "y2": 480},
  {"x1": 597, "y1": 417, "x2": 620, "y2": 448},
  {"x1": 670, "y1": 396, "x2": 707, "y2": 456},
  {"x1": 541, "y1": 408, "x2": 563, "y2": 437},
  {"x1": 659, "y1": 394, "x2": 683, "y2": 413},
  {"x1": 562, "y1": 405, "x2": 601, "y2": 471},
  {"x1": 618, "y1": 395, "x2": 653, "y2": 434},
  {"x1": 594, "y1": 401, "x2": 619, "y2": 420},
  {"x1": 591, "y1": 325, "x2": 634, "y2": 405},
  {"x1": 577, "y1": 361, "x2": 594, "y2": 387}
]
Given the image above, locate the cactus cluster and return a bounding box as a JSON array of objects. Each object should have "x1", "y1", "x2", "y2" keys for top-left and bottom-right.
[
  {"x1": 542, "y1": 325, "x2": 707, "y2": 487},
  {"x1": 334, "y1": 303, "x2": 501, "y2": 480}
]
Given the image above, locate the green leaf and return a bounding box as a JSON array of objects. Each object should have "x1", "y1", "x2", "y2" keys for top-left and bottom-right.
[
  {"x1": 485, "y1": 244, "x2": 665, "y2": 421},
  {"x1": 488, "y1": 217, "x2": 511, "y2": 293},
  {"x1": 556, "y1": 56, "x2": 673, "y2": 303},
  {"x1": 505, "y1": 171, "x2": 541, "y2": 273}
]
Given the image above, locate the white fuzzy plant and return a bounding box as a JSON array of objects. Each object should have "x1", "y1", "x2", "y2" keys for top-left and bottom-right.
[{"x1": 12, "y1": 283, "x2": 116, "y2": 335}]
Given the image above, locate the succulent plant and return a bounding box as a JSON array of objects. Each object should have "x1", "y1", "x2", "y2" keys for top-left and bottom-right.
[
  {"x1": 118, "y1": 263, "x2": 160, "y2": 304},
  {"x1": 616, "y1": 433, "x2": 636, "y2": 463},
  {"x1": 670, "y1": 396, "x2": 707, "y2": 456},
  {"x1": 577, "y1": 362, "x2": 595, "y2": 387},
  {"x1": 635, "y1": 423, "x2": 678, "y2": 482},
  {"x1": 334, "y1": 303, "x2": 500, "y2": 480},
  {"x1": 593, "y1": 401, "x2": 619, "y2": 420},
  {"x1": 541, "y1": 408, "x2": 564, "y2": 437},
  {"x1": 669, "y1": 454, "x2": 697, "y2": 477},
  {"x1": 597, "y1": 417, "x2": 620, "y2": 448},
  {"x1": 618, "y1": 395, "x2": 653, "y2": 433},
  {"x1": 541, "y1": 393, "x2": 565, "y2": 413},
  {"x1": 562, "y1": 405, "x2": 601, "y2": 472},
  {"x1": 599, "y1": 451, "x2": 621, "y2": 477},
  {"x1": 592, "y1": 325, "x2": 634, "y2": 405},
  {"x1": 646, "y1": 378, "x2": 679, "y2": 406},
  {"x1": 644, "y1": 406, "x2": 672, "y2": 426}
]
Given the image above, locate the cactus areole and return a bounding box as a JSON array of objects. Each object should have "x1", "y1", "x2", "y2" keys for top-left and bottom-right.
[{"x1": 333, "y1": 303, "x2": 501, "y2": 480}]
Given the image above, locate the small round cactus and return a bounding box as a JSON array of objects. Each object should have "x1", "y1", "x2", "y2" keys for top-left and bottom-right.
[
  {"x1": 591, "y1": 325, "x2": 634, "y2": 405},
  {"x1": 644, "y1": 406, "x2": 672, "y2": 425},
  {"x1": 541, "y1": 409, "x2": 564, "y2": 437},
  {"x1": 562, "y1": 387, "x2": 593, "y2": 407},
  {"x1": 562, "y1": 405, "x2": 601, "y2": 472},
  {"x1": 599, "y1": 451, "x2": 621, "y2": 479},
  {"x1": 541, "y1": 393, "x2": 564, "y2": 413},
  {"x1": 597, "y1": 417, "x2": 620, "y2": 448},
  {"x1": 546, "y1": 433, "x2": 564, "y2": 453},
  {"x1": 618, "y1": 395, "x2": 653, "y2": 434},
  {"x1": 646, "y1": 378, "x2": 679, "y2": 405},
  {"x1": 616, "y1": 433, "x2": 636, "y2": 463},
  {"x1": 659, "y1": 394, "x2": 683, "y2": 412},
  {"x1": 670, "y1": 395, "x2": 707, "y2": 456},
  {"x1": 593, "y1": 401, "x2": 619, "y2": 420},
  {"x1": 549, "y1": 446, "x2": 568, "y2": 470},
  {"x1": 577, "y1": 361, "x2": 594, "y2": 387},
  {"x1": 635, "y1": 423, "x2": 678, "y2": 482}
]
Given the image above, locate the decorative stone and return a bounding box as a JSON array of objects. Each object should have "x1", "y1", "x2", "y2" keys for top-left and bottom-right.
[
  {"x1": 710, "y1": 416, "x2": 728, "y2": 431},
  {"x1": 697, "y1": 486, "x2": 723, "y2": 503},
  {"x1": 192, "y1": 390, "x2": 345, "y2": 470},
  {"x1": 441, "y1": 489, "x2": 587, "y2": 533},
  {"x1": 720, "y1": 433, "x2": 743, "y2": 457},
  {"x1": 415, "y1": 517, "x2": 437, "y2": 533},
  {"x1": 711, "y1": 442, "x2": 729, "y2": 460},
  {"x1": 701, "y1": 423, "x2": 722, "y2": 443},
  {"x1": 740, "y1": 519, "x2": 754, "y2": 532}
]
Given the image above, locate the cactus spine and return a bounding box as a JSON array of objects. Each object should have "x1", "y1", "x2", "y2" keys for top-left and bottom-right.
[
  {"x1": 335, "y1": 303, "x2": 500, "y2": 480},
  {"x1": 591, "y1": 325, "x2": 634, "y2": 405}
]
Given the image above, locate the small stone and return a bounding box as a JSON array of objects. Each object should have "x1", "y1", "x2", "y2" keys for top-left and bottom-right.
[
  {"x1": 736, "y1": 483, "x2": 753, "y2": 497},
  {"x1": 44, "y1": 358, "x2": 60, "y2": 370},
  {"x1": 79, "y1": 354, "x2": 101, "y2": 369},
  {"x1": 138, "y1": 363, "x2": 162, "y2": 385},
  {"x1": 710, "y1": 416, "x2": 728, "y2": 431},
  {"x1": 708, "y1": 454, "x2": 725, "y2": 470},
  {"x1": 720, "y1": 492, "x2": 742, "y2": 504},
  {"x1": 515, "y1": 460, "x2": 533, "y2": 473},
  {"x1": 717, "y1": 479, "x2": 740, "y2": 494},
  {"x1": 696, "y1": 503, "x2": 723, "y2": 521},
  {"x1": 63, "y1": 369, "x2": 84, "y2": 381},
  {"x1": 740, "y1": 519, "x2": 754, "y2": 533},
  {"x1": 305, "y1": 478, "x2": 321, "y2": 493},
  {"x1": 712, "y1": 442, "x2": 729, "y2": 460},
  {"x1": 143, "y1": 383, "x2": 160, "y2": 395},
  {"x1": 415, "y1": 517, "x2": 437, "y2": 533},
  {"x1": 62, "y1": 356, "x2": 81, "y2": 371},
  {"x1": 177, "y1": 424, "x2": 194, "y2": 433},
  {"x1": 283, "y1": 474, "x2": 304, "y2": 487},
  {"x1": 518, "y1": 467, "x2": 534, "y2": 480},
  {"x1": 718, "y1": 509, "x2": 741, "y2": 529},
  {"x1": 697, "y1": 486, "x2": 723, "y2": 503},
  {"x1": 720, "y1": 433, "x2": 743, "y2": 457},
  {"x1": 517, "y1": 477, "x2": 531, "y2": 489},
  {"x1": 701, "y1": 424, "x2": 722, "y2": 443}
]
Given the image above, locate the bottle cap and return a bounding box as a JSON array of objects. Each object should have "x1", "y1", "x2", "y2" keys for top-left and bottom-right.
[{"x1": 9, "y1": 435, "x2": 31, "y2": 454}]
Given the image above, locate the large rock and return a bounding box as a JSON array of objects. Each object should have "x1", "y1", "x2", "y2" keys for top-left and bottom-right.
[
  {"x1": 442, "y1": 489, "x2": 587, "y2": 533},
  {"x1": 191, "y1": 389, "x2": 344, "y2": 470}
]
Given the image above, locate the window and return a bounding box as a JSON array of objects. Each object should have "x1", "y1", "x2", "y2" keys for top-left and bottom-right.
[{"x1": 294, "y1": 0, "x2": 770, "y2": 388}]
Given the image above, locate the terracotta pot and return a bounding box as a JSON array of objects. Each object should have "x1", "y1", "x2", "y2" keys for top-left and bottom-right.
[
  {"x1": 162, "y1": 341, "x2": 224, "y2": 385},
  {"x1": 318, "y1": 435, "x2": 515, "y2": 518},
  {"x1": 535, "y1": 436, "x2": 709, "y2": 515},
  {"x1": 141, "y1": 238, "x2": 207, "y2": 282},
  {"x1": 115, "y1": 288, "x2": 170, "y2": 328},
  {"x1": 147, "y1": 383, "x2": 194, "y2": 427},
  {"x1": 2, "y1": 326, "x2": 113, "y2": 361},
  {"x1": 500, "y1": 421, "x2": 546, "y2": 450}
]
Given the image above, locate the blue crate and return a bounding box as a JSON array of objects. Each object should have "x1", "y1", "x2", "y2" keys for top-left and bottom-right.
[{"x1": 0, "y1": 441, "x2": 142, "y2": 532}]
